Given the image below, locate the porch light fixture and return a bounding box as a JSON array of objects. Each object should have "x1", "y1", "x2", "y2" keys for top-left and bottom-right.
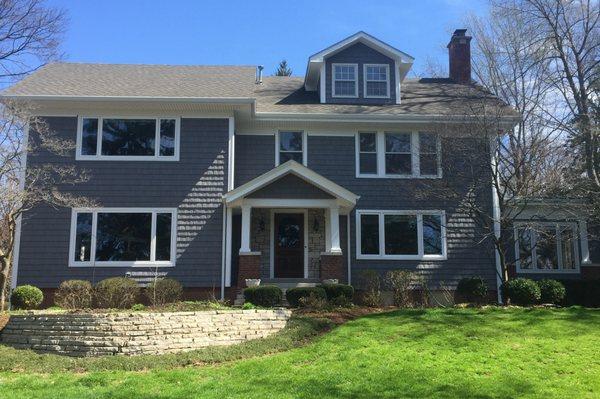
[
  {"x1": 313, "y1": 216, "x2": 320, "y2": 233},
  {"x1": 258, "y1": 216, "x2": 266, "y2": 232}
]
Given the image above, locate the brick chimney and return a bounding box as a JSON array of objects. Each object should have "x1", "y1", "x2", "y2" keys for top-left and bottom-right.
[{"x1": 447, "y1": 29, "x2": 471, "y2": 84}]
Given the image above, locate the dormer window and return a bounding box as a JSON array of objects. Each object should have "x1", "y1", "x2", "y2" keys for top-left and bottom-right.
[
  {"x1": 364, "y1": 64, "x2": 390, "y2": 98},
  {"x1": 332, "y1": 63, "x2": 358, "y2": 97}
]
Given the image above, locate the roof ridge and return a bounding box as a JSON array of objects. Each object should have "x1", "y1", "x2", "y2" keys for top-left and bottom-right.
[{"x1": 47, "y1": 61, "x2": 257, "y2": 69}]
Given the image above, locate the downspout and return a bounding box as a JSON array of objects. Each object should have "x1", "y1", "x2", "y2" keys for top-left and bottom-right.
[
  {"x1": 347, "y1": 213, "x2": 352, "y2": 285},
  {"x1": 490, "y1": 136, "x2": 503, "y2": 304}
]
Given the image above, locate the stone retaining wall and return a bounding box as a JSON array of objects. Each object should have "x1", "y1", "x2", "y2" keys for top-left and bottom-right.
[{"x1": 0, "y1": 309, "x2": 291, "y2": 357}]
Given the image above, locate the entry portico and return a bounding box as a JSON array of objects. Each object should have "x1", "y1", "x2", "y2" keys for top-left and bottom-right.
[{"x1": 223, "y1": 161, "x2": 359, "y2": 288}]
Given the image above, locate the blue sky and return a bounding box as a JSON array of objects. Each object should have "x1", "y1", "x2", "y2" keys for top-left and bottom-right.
[{"x1": 47, "y1": 0, "x2": 487, "y2": 77}]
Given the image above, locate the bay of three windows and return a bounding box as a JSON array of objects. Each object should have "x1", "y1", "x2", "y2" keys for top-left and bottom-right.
[
  {"x1": 71, "y1": 209, "x2": 177, "y2": 266},
  {"x1": 78, "y1": 117, "x2": 179, "y2": 160},
  {"x1": 358, "y1": 131, "x2": 440, "y2": 177},
  {"x1": 358, "y1": 211, "x2": 445, "y2": 259},
  {"x1": 515, "y1": 223, "x2": 580, "y2": 272}
]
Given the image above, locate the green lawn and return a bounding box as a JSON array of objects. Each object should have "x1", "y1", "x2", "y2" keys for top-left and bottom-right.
[{"x1": 1, "y1": 307, "x2": 599, "y2": 398}]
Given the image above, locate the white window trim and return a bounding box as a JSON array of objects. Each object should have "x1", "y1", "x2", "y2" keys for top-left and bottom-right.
[
  {"x1": 332, "y1": 63, "x2": 359, "y2": 98},
  {"x1": 363, "y1": 63, "x2": 390, "y2": 98},
  {"x1": 76, "y1": 116, "x2": 181, "y2": 161},
  {"x1": 514, "y1": 221, "x2": 581, "y2": 274},
  {"x1": 355, "y1": 131, "x2": 442, "y2": 179},
  {"x1": 275, "y1": 130, "x2": 307, "y2": 166},
  {"x1": 69, "y1": 207, "x2": 178, "y2": 267},
  {"x1": 355, "y1": 209, "x2": 447, "y2": 260}
]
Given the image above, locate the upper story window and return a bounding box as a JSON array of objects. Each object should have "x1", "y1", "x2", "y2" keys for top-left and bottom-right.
[
  {"x1": 357, "y1": 210, "x2": 446, "y2": 260},
  {"x1": 69, "y1": 208, "x2": 177, "y2": 267},
  {"x1": 77, "y1": 116, "x2": 180, "y2": 161},
  {"x1": 276, "y1": 131, "x2": 306, "y2": 165},
  {"x1": 515, "y1": 222, "x2": 580, "y2": 273},
  {"x1": 356, "y1": 131, "x2": 441, "y2": 178},
  {"x1": 332, "y1": 63, "x2": 358, "y2": 98},
  {"x1": 364, "y1": 64, "x2": 390, "y2": 98}
]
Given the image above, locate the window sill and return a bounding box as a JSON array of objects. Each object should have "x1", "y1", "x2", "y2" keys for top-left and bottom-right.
[
  {"x1": 364, "y1": 95, "x2": 390, "y2": 99},
  {"x1": 69, "y1": 262, "x2": 175, "y2": 268},
  {"x1": 357, "y1": 254, "x2": 446, "y2": 261},
  {"x1": 76, "y1": 155, "x2": 179, "y2": 161},
  {"x1": 516, "y1": 269, "x2": 580, "y2": 274},
  {"x1": 356, "y1": 174, "x2": 443, "y2": 179}
]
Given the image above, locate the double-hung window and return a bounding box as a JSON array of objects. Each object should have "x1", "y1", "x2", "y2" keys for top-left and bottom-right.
[
  {"x1": 358, "y1": 132, "x2": 377, "y2": 174},
  {"x1": 364, "y1": 64, "x2": 390, "y2": 98},
  {"x1": 77, "y1": 117, "x2": 180, "y2": 160},
  {"x1": 332, "y1": 63, "x2": 358, "y2": 97},
  {"x1": 515, "y1": 222, "x2": 580, "y2": 273},
  {"x1": 69, "y1": 208, "x2": 177, "y2": 267},
  {"x1": 357, "y1": 210, "x2": 446, "y2": 260},
  {"x1": 277, "y1": 131, "x2": 305, "y2": 165},
  {"x1": 356, "y1": 131, "x2": 441, "y2": 178}
]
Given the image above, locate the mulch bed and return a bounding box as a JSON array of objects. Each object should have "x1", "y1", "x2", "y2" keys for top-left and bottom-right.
[{"x1": 294, "y1": 306, "x2": 396, "y2": 325}]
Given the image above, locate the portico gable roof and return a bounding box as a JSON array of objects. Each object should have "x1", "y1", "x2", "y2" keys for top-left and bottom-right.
[{"x1": 223, "y1": 160, "x2": 359, "y2": 209}]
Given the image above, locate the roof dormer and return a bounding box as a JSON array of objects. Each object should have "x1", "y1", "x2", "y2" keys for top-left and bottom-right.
[{"x1": 304, "y1": 31, "x2": 414, "y2": 105}]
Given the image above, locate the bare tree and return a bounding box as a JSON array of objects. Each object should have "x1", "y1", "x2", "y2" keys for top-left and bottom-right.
[
  {"x1": 0, "y1": 0, "x2": 79, "y2": 309},
  {"x1": 502, "y1": 0, "x2": 600, "y2": 191}
]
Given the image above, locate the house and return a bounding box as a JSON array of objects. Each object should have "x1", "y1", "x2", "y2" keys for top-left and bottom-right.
[{"x1": 3, "y1": 30, "x2": 597, "y2": 304}]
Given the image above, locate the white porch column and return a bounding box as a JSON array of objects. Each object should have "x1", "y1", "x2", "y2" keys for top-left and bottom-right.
[
  {"x1": 579, "y1": 219, "x2": 591, "y2": 264},
  {"x1": 240, "y1": 204, "x2": 252, "y2": 253},
  {"x1": 329, "y1": 205, "x2": 342, "y2": 254}
]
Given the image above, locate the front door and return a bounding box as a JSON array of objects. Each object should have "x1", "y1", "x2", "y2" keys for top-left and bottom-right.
[{"x1": 274, "y1": 213, "x2": 304, "y2": 278}]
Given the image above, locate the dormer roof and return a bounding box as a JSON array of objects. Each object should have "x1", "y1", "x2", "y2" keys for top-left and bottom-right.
[{"x1": 304, "y1": 31, "x2": 414, "y2": 91}]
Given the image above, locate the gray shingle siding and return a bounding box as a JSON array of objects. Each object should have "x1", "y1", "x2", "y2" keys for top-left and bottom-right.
[
  {"x1": 307, "y1": 135, "x2": 496, "y2": 289},
  {"x1": 233, "y1": 134, "x2": 497, "y2": 290},
  {"x1": 234, "y1": 135, "x2": 274, "y2": 186},
  {"x1": 17, "y1": 117, "x2": 229, "y2": 288},
  {"x1": 325, "y1": 42, "x2": 397, "y2": 105},
  {"x1": 247, "y1": 174, "x2": 334, "y2": 199}
]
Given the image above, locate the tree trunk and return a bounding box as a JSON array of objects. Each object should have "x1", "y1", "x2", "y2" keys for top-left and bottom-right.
[{"x1": 0, "y1": 258, "x2": 9, "y2": 311}]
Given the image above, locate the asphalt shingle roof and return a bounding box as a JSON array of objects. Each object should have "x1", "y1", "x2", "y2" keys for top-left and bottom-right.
[{"x1": 2, "y1": 63, "x2": 517, "y2": 117}]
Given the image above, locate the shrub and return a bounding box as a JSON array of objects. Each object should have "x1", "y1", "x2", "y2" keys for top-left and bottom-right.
[
  {"x1": 54, "y1": 280, "x2": 93, "y2": 309},
  {"x1": 243, "y1": 285, "x2": 282, "y2": 307},
  {"x1": 298, "y1": 292, "x2": 328, "y2": 310},
  {"x1": 329, "y1": 295, "x2": 353, "y2": 308},
  {"x1": 559, "y1": 279, "x2": 600, "y2": 307},
  {"x1": 384, "y1": 270, "x2": 413, "y2": 307},
  {"x1": 146, "y1": 278, "x2": 183, "y2": 307},
  {"x1": 318, "y1": 283, "x2": 354, "y2": 303},
  {"x1": 538, "y1": 279, "x2": 566, "y2": 305},
  {"x1": 358, "y1": 270, "x2": 381, "y2": 307},
  {"x1": 503, "y1": 278, "x2": 541, "y2": 306},
  {"x1": 456, "y1": 276, "x2": 488, "y2": 304},
  {"x1": 94, "y1": 277, "x2": 140, "y2": 309},
  {"x1": 285, "y1": 287, "x2": 327, "y2": 308},
  {"x1": 131, "y1": 303, "x2": 146, "y2": 311},
  {"x1": 242, "y1": 301, "x2": 256, "y2": 310},
  {"x1": 10, "y1": 285, "x2": 43, "y2": 310}
]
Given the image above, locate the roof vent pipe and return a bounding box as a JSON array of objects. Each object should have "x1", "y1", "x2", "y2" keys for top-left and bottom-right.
[{"x1": 256, "y1": 65, "x2": 264, "y2": 84}]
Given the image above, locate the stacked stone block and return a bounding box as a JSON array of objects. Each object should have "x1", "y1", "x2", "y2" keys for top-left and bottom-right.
[{"x1": 0, "y1": 309, "x2": 291, "y2": 357}]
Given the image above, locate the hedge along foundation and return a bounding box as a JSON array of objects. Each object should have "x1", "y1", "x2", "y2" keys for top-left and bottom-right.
[{"x1": 0, "y1": 309, "x2": 291, "y2": 356}]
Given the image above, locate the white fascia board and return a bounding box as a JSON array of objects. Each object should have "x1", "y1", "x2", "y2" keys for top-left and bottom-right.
[
  {"x1": 223, "y1": 160, "x2": 359, "y2": 206},
  {"x1": 308, "y1": 32, "x2": 414, "y2": 63}
]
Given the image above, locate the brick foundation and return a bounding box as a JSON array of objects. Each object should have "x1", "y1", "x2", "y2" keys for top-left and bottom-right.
[
  {"x1": 581, "y1": 265, "x2": 600, "y2": 280},
  {"x1": 238, "y1": 252, "x2": 262, "y2": 288},
  {"x1": 320, "y1": 253, "x2": 345, "y2": 283}
]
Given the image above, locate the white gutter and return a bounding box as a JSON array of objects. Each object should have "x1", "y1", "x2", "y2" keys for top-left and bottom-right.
[
  {"x1": 0, "y1": 94, "x2": 256, "y2": 104},
  {"x1": 255, "y1": 111, "x2": 521, "y2": 125}
]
